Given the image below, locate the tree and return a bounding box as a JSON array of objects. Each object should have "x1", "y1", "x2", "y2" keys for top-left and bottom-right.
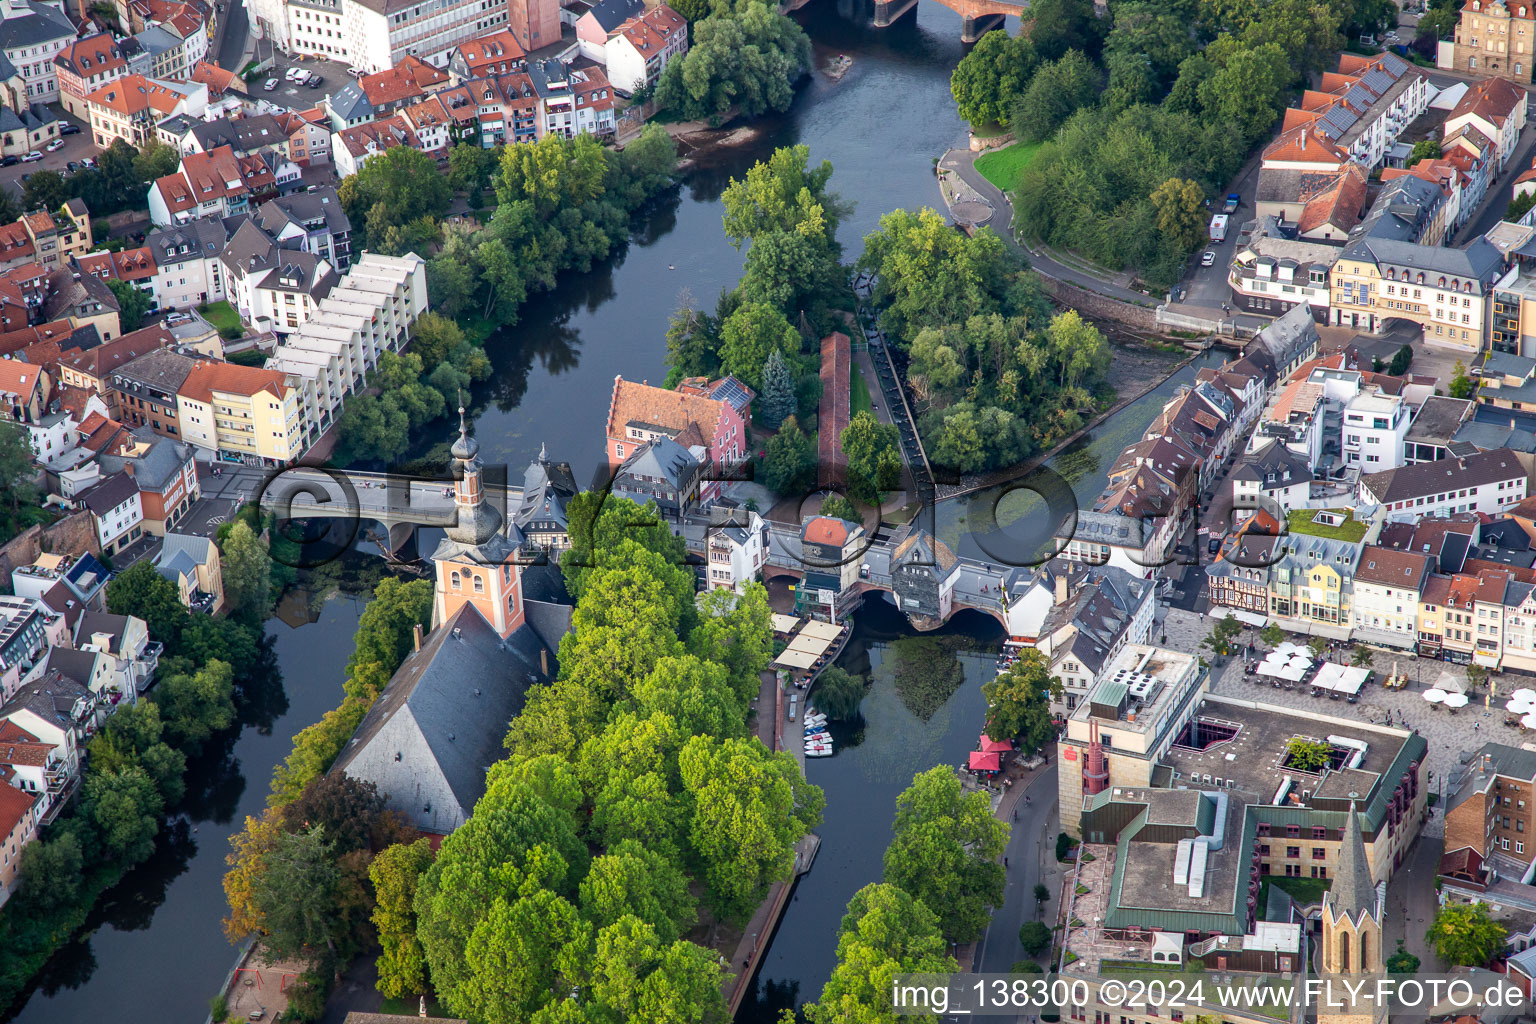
[
  {"x1": 1201, "y1": 614, "x2": 1242, "y2": 662},
  {"x1": 1449, "y1": 359, "x2": 1475, "y2": 399},
  {"x1": 653, "y1": 4, "x2": 812, "y2": 122},
  {"x1": 371, "y1": 838, "x2": 434, "y2": 1000},
  {"x1": 579, "y1": 839, "x2": 696, "y2": 944},
  {"x1": 16, "y1": 831, "x2": 84, "y2": 915},
  {"x1": 1018, "y1": 920, "x2": 1052, "y2": 956},
  {"x1": 156, "y1": 659, "x2": 235, "y2": 751},
  {"x1": 1426, "y1": 903, "x2": 1508, "y2": 967},
  {"x1": 882, "y1": 767, "x2": 1009, "y2": 943},
  {"x1": 0, "y1": 420, "x2": 39, "y2": 532},
  {"x1": 84, "y1": 765, "x2": 164, "y2": 863},
  {"x1": 759, "y1": 348, "x2": 797, "y2": 429},
  {"x1": 107, "y1": 561, "x2": 188, "y2": 649},
  {"x1": 132, "y1": 137, "x2": 180, "y2": 183},
  {"x1": 1466, "y1": 663, "x2": 1490, "y2": 693},
  {"x1": 339, "y1": 145, "x2": 452, "y2": 251},
  {"x1": 805, "y1": 883, "x2": 957, "y2": 1024},
  {"x1": 21, "y1": 170, "x2": 67, "y2": 212},
  {"x1": 1197, "y1": 42, "x2": 1292, "y2": 143},
  {"x1": 1387, "y1": 941, "x2": 1420, "y2": 974},
  {"x1": 223, "y1": 807, "x2": 284, "y2": 940},
  {"x1": 857, "y1": 207, "x2": 1017, "y2": 340},
  {"x1": 1150, "y1": 177, "x2": 1207, "y2": 253},
  {"x1": 342, "y1": 577, "x2": 433, "y2": 702},
  {"x1": 1260, "y1": 624, "x2": 1285, "y2": 649},
  {"x1": 950, "y1": 29, "x2": 1036, "y2": 127},
  {"x1": 220, "y1": 519, "x2": 272, "y2": 620},
  {"x1": 1351, "y1": 645, "x2": 1375, "y2": 669},
  {"x1": 981, "y1": 650, "x2": 1057, "y2": 748},
  {"x1": 1509, "y1": 191, "x2": 1536, "y2": 223},
  {"x1": 0, "y1": 188, "x2": 19, "y2": 227},
  {"x1": 1012, "y1": 50, "x2": 1100, "y2": 144},
  {"x1": 1389, "y1": 344, "x2": 1413, "y2": 376},
  {"x1": 1033, "y1": 882, "x2": 1050, "y2": 907},
  {"x1": 815, "y1": 666, "x2": 867, "y2": 721},
  {"x1": 721, "y1": 144, "x2": 842, "y2": 250},
  {"x1": 841, "y1": 410, "x2": 902, "y2": 502},
  {"x1": 1283, "y1": 738, "x2": 1332, "y2": 772},
  {"x1": 270, "y1": 696, "x2": 371, "y2": 806},
  {"x1": 679, "y1": 735, "x2": 824, "y2": 922},
  {"x1": 254, "y1": 825, "x2": 348, "y2": 960},
  {"x1": 818, "y1": 495, "x2": 860, "y2": 525},
  {"x1": 107, "y1": 278, "x2": 152, "y2": 332},
  {"x1": 1409, "y1": 139, "x2": 1442, "y2": 167},
  {"x1": 1308, "y1": 635, "x2": 1330, "y2": 660},
  {"x1": 281, "y1": 771, "x2": 393, "y2": 855},
  {"x1": 718, "y1": 302, "x2": 798, "y2": 389},
  {"x1": 586, "y1": 916, "x2": 728, "y2": 1024},
  {"x1": 761, "y1": 415, "x2": 815, "y2": 495},
  {"x1": 1027, "y1": 0, "x2": 1103, "y2": 61}
]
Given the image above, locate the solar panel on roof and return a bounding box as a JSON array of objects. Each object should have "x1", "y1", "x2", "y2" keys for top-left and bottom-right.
[
  {"x1": 711, "y1": 377, "x2": 752, "y2": 408},
  {"x1": 1381, "y1": 52, "x2": 1407, "y2": 75},
  {"x1": 1342, "y1": 83, "x2": 1375, "y2": 110},
  {"x1": 1360, "y1": 69, "x2": 1394, "y2": 95},
  {"x1": 1320, "y1": 105, "x2": 1358, "y2": 138}
]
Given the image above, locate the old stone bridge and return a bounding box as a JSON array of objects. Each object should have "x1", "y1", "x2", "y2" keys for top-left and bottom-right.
[{"x1": 254, "y1": 465, "x2": 1021, "y2": 630}]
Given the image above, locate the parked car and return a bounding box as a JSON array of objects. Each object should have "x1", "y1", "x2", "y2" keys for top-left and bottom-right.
[
  {"x1": 79, "y1": 156, "x2": 95, "y2": 168},
  {"x1": 45, "y1": 138, "x2": 65, "y2": 153},
  {"x1": 1201, "y1": 250, "x2": 1216, "y2": 267},
  {"x1": 285, "y1": 66, "x2": 303, "y2": 80},
  {"x1": 20, "y1": 151, "x2": 41, "y2": 162},
  {"x1": 307, "y1": 75, "x2": 324, "y2": 89},
  {"x1": 1208, "y1": 536, "x2": 1222, "y2": 556},
  {"x1": 65, "y1": 161, "x2": 77, "y2": 173},
  {"x1": 59, "y1": 123, "x2": 80, "y2": 135},
  {"x1": 347, "y1": 66, "x2": 365, "y2": 78},
  {"x1": 0, "y1": 155, "x2": 15, "y2": 167},
  {"x1": 263, "y1": 77, "x2": 279, "y2": 91}
]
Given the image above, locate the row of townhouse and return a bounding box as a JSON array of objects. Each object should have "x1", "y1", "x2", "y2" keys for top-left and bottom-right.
[
  {"x1": 148, "y1": 143, "x2": 288, "y2": 226},
  {"x1": 0, "y1": 199, "x2": 94, "y2": 274},
  {"x1": 1210, "y1": 459, "x2": 1536, "y2": 655},
  {"x1": 1237, "y1": 74, "x2": 1527, "y2": 352}
]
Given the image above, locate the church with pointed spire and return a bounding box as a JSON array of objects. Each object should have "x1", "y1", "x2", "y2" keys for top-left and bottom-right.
[
  {"x1": 328, "y1": 415, "x2": 577, "y2": 836},
  {"x1": 1320, "y1": 805, "x2": 1386, "y2": 1024},
  {"x1": 432, "y1": 407, "x2": 527, "y2": 638}
]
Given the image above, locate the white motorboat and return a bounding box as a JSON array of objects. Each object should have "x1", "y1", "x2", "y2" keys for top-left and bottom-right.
[
  {"x1": 802, "y1": 713, "x2": 827, "y2": 727},
  {"x1": 805, "y1": 746, "x2": 833, "y2": 757}
]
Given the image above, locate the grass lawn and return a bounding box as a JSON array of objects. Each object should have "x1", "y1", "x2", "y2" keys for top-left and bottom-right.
[
  {"x1": 1267, "y1": 874, "x2": 1332, "y2": 907},
  {"x1": 851, "y1": 363, "x2": 873, "y2": 420},
  {"x1": 1287, "y1": 508, "x2": 1369, "y2": 543},
  {"x1": 197, "y1": 300, "x2": 242, "y2": 338},
  {"x1": 974, "y1": 141, "x2": 1043, "y2": 191}
]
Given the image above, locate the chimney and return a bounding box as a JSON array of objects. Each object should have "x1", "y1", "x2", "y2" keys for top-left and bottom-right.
[
  {"x1": 540, "y1": 647, "x2": 549, "y2": 676},
  {"x1": 412, "y1": 623, "x2": 423, "y2": 652},
  {"x1": 1054, "y1": 572, "x2": 1068, "y2": 604}
]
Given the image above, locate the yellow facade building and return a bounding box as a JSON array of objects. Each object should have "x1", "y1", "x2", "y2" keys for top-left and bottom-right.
[{"x1": 175, "y1": 360, "x2": 304, "y2": 463}]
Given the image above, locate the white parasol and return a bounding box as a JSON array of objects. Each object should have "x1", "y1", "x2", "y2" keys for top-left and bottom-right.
[
  {"x1": 1443, "y1": 692, "x2": 1470, "y2": 708},
  {"x1": 1423, "y1": 689, "x2": 1448, "y2": 703}
]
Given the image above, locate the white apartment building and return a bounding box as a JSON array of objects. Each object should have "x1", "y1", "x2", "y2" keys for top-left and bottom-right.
[
  {"x1": 147, "y1": 219, "x2": 230, "y2": 310},
  {"x1": 1351, "y1": 546, "x2": 1433, "y2": 648},
  {"x1": 268, "y1": 252, "x2": 429, "y2": 449},
  {"x1": 252, "y1": 0, "x2": 510, "y2": 71},
  {"x1": 1359, "y1": 448, "x2": 1529, "y2": 521},
  {"x1": 0, "y1": 0, "x2": 78, "y2": 103},
  {"x1": 1342, "y1": 389, "x2": 1410, "y2": 472},
  {"x1": 700, "y1": 510, "x2": 768, "y2": 592}
]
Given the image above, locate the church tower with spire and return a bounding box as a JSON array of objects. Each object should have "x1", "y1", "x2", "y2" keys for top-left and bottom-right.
[
  {"x1": 431, "y1": 408, "x2": 526, "y2": 638},
  {"x1": 1319, "y1": 803, "x2": 1386, "y2": 1024}
]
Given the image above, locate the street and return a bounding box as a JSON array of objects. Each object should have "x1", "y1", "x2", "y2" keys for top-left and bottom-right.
[
  {"x1": 215, "y1": 0, "x2": 251, "y2": 71},
  {"x1": 973, "y1": 764, "x2": 1061, "y2": 980}
]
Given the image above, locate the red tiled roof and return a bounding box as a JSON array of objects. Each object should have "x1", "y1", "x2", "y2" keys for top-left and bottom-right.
[
  {"x1": 617, "y1": 3, "x2": 686, "y2": 54},
  {"x1": 803, "y1": 516, "x2": 851, "y2": 547},
  {"x1": 360, "y1": 55, "x2": 448, "y2": 108},
  {"x1": 454, "y1": 29, "x2": 526, "y2": 73},
  {"x1": 190, "y1": 61, "x2": 241, "y2": 96},
  {"x1": 84, "y1": 74, "x2": 188, "y2": 118},
  {"x1": 179, "y1": 360, "x2": 288, "y2": 403},
  {"x1": 1296, "y1": 164, "x2": 1367, "y2": 235},
  {"x1": 0, "y1": 782, "x2": 37, "y2": 842},
  {"x1": 0, "y1": 360, "x2": 42, "y2": 398},
  {"x1": 1450, "y1": 76, "x2": 1526, "y2": 126},
  {"x1": 56, "y1": 33, "x2": 125, "y2": 80}
]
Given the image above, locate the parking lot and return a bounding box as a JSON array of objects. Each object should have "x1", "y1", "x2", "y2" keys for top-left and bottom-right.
[
  {"x1": 0, "y1": 107, "x2": 99, "y2": 201},
  {"x1": 251, "y1": 54, "x2": 357, "y2": 112}
]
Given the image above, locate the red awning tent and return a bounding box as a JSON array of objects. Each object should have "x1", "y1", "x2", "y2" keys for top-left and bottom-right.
[
  {"x1": 979, "y1": 736, "x2": 1013, "y2": 753},
  {"x1": 968, "y1": 750, "x2": 1002, "y2": 772}
]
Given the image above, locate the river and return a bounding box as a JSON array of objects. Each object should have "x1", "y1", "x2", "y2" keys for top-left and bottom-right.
[{"x1": 7, "y1": 3, "x2": 1219, "y2": 1019}]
